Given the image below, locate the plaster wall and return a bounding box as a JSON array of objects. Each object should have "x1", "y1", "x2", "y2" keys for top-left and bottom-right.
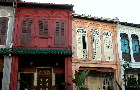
[
  {"x1": 0, "y1": 6, "x2": 14, "y2": 90},
  {"x1": 118, "y1": 25, "x2": 140, "y2": 68},
  {"x1": 72, "y1": 18, "x2": 119, "y2": 68},
  {"x1": 0, "y1": 6, "x2": 14, "y2": 48},
  {"x1": 72, "y1": 18, "x2": 121, "y2": 90}
]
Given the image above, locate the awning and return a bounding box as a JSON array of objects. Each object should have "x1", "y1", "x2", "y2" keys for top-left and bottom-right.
[{"x1": 0, "y1": 48, "x2": 72, "y2": 55}]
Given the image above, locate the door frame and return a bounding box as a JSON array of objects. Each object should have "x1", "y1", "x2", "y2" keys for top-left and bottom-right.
[
  {"x1": 37, "y1": 67, "x2": 53, "y2": 90},
  {"x1": 17, "y1": 72, "x2": 35, "y2": 90}
]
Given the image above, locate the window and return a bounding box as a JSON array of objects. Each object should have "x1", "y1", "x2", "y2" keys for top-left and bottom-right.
[
  {"x1": 91, "y1": 30, "x2": 101, "y2": 60},
  {"x1": 120, "y1": 33, "x2": 131, "y2": 61},
  {"x1": 77, "y1": 29, "x2": 88, "y2": 58},
  {"x1": 0, "y1": 17, "x2": 8, "y2": 45},
  {"x1": 120, "y1": 33, "x2": 130, "y2": 53},
  {"x1": 38, "y1": 20, "x2": 49, "y2": 37},
  {"x1": 82, "y1": 35, "x2": 86, "y2": 49},
  {"x1": 131, "y1": 34, "x2": 139, "y2": 53},
  {"x1": 131, "y1": 34, "x2": 140, "y2": 62},
  {"x1": 54, "y1": 20, "x2": 66, "y2": 47},
  {"x1": 103, "y1": 31, "x2": 114, "y2": 61},
  {"x1": 19, "y1": 73, "x2": 34, "y2": 90},
  {"x1": 20, "y1": 19, "x2": 33, "y2": 45}
]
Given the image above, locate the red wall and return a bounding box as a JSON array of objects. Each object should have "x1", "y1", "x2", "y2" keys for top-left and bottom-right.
[{"x1": 13, "y1": 7, "x2": 72, "y2": 49}]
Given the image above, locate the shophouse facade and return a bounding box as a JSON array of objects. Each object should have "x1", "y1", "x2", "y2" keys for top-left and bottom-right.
[
  {"x1": 72, "y1": 13, "x2": 121, "y2": 90},
  {"x1": 9, "y1": 2, "x2": 73, "y2": 90},
  {"x1": 0, "y1": 1, "x2": 16, "y2": 90},
  {"x1": 118, "y1": 22, "x2": 140, "y2": 90}
]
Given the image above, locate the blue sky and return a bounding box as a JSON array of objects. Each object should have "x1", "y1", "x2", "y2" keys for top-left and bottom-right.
[{"x1": 25, "y1": 0, "x2": 140, "y2": 24}]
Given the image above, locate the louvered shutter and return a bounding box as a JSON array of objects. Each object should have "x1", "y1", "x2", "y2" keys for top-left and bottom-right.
[
  {"x1": 0, "y1": 17, "x2": 8, "y2": 45},
  {"x1": 20, "y1": 19, "x2": 32, "y2": 45},
  {"x1": 38, "y1": 20, "x2": 49, "y2": 37},
  {"x1": 60, "y1": 21, "x2": 65, "y2": 46},
  {"x1": 54, "y1": 20, "x2": 66, "y2": 47}
]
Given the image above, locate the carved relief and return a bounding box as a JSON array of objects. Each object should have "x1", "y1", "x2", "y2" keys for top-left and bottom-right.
[
  {"x1": 55, "y1": 11, "x2": 68, "y2": 18},
  {"x1": 18, "y1": 8, "x2": 68, "y2": 18},
  {"x1": 91, "y1": 29, "x2": 101, "y2": 60},
  {"x1": 103, "y1": 31, "x2": 114, "y2": 61}
]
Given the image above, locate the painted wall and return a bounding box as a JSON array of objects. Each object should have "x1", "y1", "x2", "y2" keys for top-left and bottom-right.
[
  {"x1": 118, "y1": 24, "x2": 140, "y2": 90},
  {"x1": 11, "y1": 5, "x2": 73, "y2": 90},
  {"x1": 0, "y1": 6, "x2": 14, "y2": 48},
  {"x1": 72, "y1": 18, "x2": 121, "y2": 90},
  {"x1": 0, "y1": 6, "x2": 14, "y2": 90},
  {"x1": 13, "y1": 7, "x2": 72, "y2": 49},
  {"x1": 118, "y1": 25, "x2": 140, "y2": 68},
  {"x1": 72, "y1": 18, "x2": 119, "y2": 64}
]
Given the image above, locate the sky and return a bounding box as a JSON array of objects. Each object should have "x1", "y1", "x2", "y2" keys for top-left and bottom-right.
[{"x1": 25, "y1": 0, "x2": 140, "y2": 24}]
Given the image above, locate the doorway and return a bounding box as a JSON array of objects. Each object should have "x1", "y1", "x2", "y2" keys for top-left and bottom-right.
[
  {"x1": 37, "y1": 68, "x2": 52, "y2": 90},
  {"x1": 19, "y1": 73, "x2": 34, "y2": 90}
]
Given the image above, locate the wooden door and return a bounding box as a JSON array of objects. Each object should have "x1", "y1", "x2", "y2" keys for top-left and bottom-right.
[
  {"x1": 37, "y1": 68, "x2": 52, "y2": 90},
  {"x1": 85, "y1": 76, "x2": 101, "y2": 90}
]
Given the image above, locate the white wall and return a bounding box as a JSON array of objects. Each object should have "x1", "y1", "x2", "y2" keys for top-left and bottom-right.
[
  {"x1": 118, "y1": 24, "x2": 140, "y2": 68},
  {"x1": 0, "y1": 6, "x2": 15, "y2": 90},
  {"x1": 0, "y1": 6, "x2": 14, "y2": 48},
  {"x1": 118, "y1": 24, "x2": 140, "y2": 90}
]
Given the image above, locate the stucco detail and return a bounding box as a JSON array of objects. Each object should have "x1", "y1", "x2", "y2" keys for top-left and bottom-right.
[
  {"x1": 118, "y1": 25, "x2": 140, "y2": 67},
  {"x1": 72, "y1": 18, "x2": 121, "y2": 90},
  {"x1": 72, "y1": 18, "x2": 117, "y2": 61}
]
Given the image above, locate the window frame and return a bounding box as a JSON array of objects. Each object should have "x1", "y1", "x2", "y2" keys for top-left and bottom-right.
[
  {"x1": 76, "y1": 28, "x2": 88, "y2": 59},
  {"x1": 0, "y1": 17, "x2": 9, "y2": 45},
  {"x1": 54, "y1": 20, "x2": 66, "y2": 47},
  {"x1": 20, "y1": 18, "x2": 33, "y2": 45},
  {"x1": 38, "y1": 19, "x2": 50, "y2": 38},
  {"x1": 120, "y1": 33, "x2": 130, "y2": 53}
]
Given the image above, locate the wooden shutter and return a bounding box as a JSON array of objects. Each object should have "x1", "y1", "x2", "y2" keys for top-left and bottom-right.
[
  {"x1": 54, "y1": 20, "x2": 66, "y2": 47},
  {"x1": 20, "y1": 19, "x2": 32, "y2": 45},
  {"x1": 38, "y1": 20, "x2": 49, "y2": 37},
  {"x1": 0, "y1": 17, "x2": 8, "y2": 45}
]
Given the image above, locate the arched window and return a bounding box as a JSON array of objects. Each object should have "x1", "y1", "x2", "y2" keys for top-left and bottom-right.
[
  {"x1": 120, "y1": 33, "x2": 130, "y2": 53},
  {"x1": 120, "y1": 33, "x2": 131, "y2": 61},
  {"x1": 131, "y1": 34, "x2": 139, "y2": 53},
  {"x1": 91, "y1": 29, "x2": 101, "y2": 60},
  {"x1": 131, "y1": 34, "x2": 140, "y2": 62},
  {"x1": 103, "y1": 31, "x2": 114, "y2": 61}
]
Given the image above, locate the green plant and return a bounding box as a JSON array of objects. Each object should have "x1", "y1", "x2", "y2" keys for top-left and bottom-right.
[
  {"x1": 72, "y1": 70, "x2": 90, "y2": 90},
  {"x1": 61, "y1": 81, "x2": 71, "y2": 90}
]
